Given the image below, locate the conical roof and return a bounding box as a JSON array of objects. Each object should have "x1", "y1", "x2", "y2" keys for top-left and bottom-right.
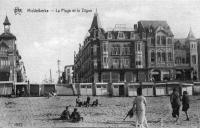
[
  {"x1": 89, "y1": 10, "x2": 102, "y2": 31},
  {"x1": 3, "y1": 16, "x2": 11, "y2": 25},
  {"x1": 187, "y1": 27, "x2": 195, "y2": 39}
]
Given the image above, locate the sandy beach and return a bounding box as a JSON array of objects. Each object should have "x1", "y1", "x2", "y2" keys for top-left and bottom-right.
[{"x1": 0, "y1": 96, "x2": 199, "y2": 128}]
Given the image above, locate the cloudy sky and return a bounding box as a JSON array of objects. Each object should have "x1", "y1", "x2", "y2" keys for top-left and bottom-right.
[{"x1": 0, "y1": 0, "x2": 200, "y2": 83}]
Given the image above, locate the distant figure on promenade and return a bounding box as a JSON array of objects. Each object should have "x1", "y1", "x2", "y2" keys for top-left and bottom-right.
[
  {"x1": 170, "y1": 88, "x2": 181, "y2": 122},
  {"x1": 133, "y1": 87, "x2": 148, "y2": 128},
  {"x1": 70, "y1": 108, "x2": 83, "y2": 122},
  {"x1": 60, "y1": 106, "x2": 71, "y2": 120},
  {"x1": 182, "y1": 91, "x2": 190, "y2": 121}
]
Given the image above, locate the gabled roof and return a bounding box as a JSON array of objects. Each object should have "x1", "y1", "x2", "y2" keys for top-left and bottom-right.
[
  {"x1": 89, "y1": 11, "x2": 102, "y2": 31},
  {"x1": 187, "y1": 27, "x2": 195, "y2": 40},
  {"x1": 139, "y1": 20, "x2": 173, "y2": 36},
  {"x1": 3, "y1": 16, "x2": 11, "y2": 26}
]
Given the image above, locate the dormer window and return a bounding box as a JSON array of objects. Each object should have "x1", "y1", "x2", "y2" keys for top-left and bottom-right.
[
  {"x1": 130, "y1": 32, "x2": 135, "y2": 39},
  {"x1": 118, "y1": 32, "x2": 125, "y2": 39},
  {"x1": 108, "y1": 32, "x2": 112, "y2": 39}
]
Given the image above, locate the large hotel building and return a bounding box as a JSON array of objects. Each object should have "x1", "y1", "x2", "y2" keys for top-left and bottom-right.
[
  {"x1": 73, "y1": 12, "x2": 199, "y2": 83},
  {"x1": 0, "y1": 16, "x2": 26, "y2": 82}
]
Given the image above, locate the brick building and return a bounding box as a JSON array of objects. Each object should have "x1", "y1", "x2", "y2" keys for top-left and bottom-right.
[
  {"x1": 0, "y1": 16, "x2": 26, "y2": 82},
  {"x1": 73, "y1": 12, "x2": 198, "y2": 83}
]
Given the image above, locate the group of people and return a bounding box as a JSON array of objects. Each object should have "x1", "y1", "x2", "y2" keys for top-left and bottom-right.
[
  {"x1": 170, "y1": 88, "x2": 190, "y2": 122},
  {"x1": 124, "y1": 87, "x2": 190, "y2": 128},
  {"x1": 59, "y1": 87, "x2": 189, "y2": 126},
  {"x1": 60, "y1": 106, "x2": 83, "y2": 122},
  {"x1": 76, "y1": 96, "x2": 98, "y2": 107}
]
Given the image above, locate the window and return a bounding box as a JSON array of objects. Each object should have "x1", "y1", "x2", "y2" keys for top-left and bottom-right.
[
  {"x1": 168, "y1": 38, "x2": 172, "y2": 44},
  {"x1": 182, "y1": 58, "x2": 185, "y2": 64},
  {"x1": 136, "y1": 43, "x2": 141, "y2": 51},
  {"x1": 118, "y1": 32, "x2": 124, "y2": 39},
  {"x1": 67, "y1": 69, "x2": 70, "y2": 74},
  {"x1": 111, "y1": 45, "x2": 120, "y2": 55},
  {"x1": 103, "y1": 43, "x2": 107, "y2": 52},
  {"x1": 151, "y1": 52, "x2": 155, "y2": 62},
  {"x1": 93, "y1": 45, "x2": 97, "y2": 56},
  {"x1": 168, "y1": 52, "x2": 172, "y2": 61},
  {"x1": 161, "y1": 36, "x2": 166, "y2": 45},
  {"x1": 157, "y1": 36, "x2": 160, "y2": 45},
  {"x1": 97, "y1": 85, "x2": 101, "y2": 88},
  {"x1": 94, "y1": 59, "x2": 97, "y2": 68},
  {"x1": 151, "y1": 38, "x2": 155, "y2": 46},
  {"x1": 192, "y1": 55, "x2": 196, "y2": 64},
  {"x1": 103, "y1": 57, "x2": 107, "y2": 63},
  {"x1": 87, "y1": 85, "x2": 91, "y2": 88},
  {"x1": 108, "y1": 32, "x2": 112, "y2": 39},
  {"x1": 124, "y1": 47, "x2": 130, "y2": 55},
  {"x1": 130, "y1": 32, "x2": 135, "y2": 39},
  {"x1": 162, "y1": 52, "x2": 166, "y2": 62},
  {"x1": 157, "y1": 52, "x2": 161, "y2": 62}
]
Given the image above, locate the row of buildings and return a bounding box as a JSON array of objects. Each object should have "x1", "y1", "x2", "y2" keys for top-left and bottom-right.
[
  {"x1": 0, "y1": 16, "x2": 27, "y2": 82},
  {"x1": 72, "y1": 11, "x2": 200, "y2": 83}
]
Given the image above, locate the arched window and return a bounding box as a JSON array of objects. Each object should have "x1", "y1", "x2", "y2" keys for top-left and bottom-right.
[{"x1": 157, "y1": 52, "x2": 161, "y2": 62}]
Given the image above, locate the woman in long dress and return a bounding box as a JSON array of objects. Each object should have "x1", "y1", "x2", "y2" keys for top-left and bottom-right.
[{"x1": 133, "y1": 87, "x2": 148, "y2": 128}]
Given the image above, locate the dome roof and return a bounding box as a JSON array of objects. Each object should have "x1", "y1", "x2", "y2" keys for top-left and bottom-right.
[{"x1": 0, "y1": 32, "x2": 16, "y2": 40}]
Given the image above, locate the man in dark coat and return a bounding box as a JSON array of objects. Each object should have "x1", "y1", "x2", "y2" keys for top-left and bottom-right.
[{"x1": 170, "y1": 88, "x2": 181, "y2": 122}]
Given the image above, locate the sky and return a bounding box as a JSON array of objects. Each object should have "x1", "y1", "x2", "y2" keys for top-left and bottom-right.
[{"x1": 0, "y1": 0, "x2": 200, "y2": 83}]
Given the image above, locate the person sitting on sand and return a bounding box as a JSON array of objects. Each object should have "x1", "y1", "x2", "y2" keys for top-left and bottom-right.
[
  {"x1": 91, "y1": 99, "x2": 98, "y2": 107},
  {"x1": 60, "y1": 106, "x2": 71, "y2": 120},
  {"x1": 76, "y1": 96, "x2": 82, "y2": 107},
  {"x1": 182, "y1": 91, "x2": 190, "y2": 121},
  {"x1": 170, "y1": 88, "x2": 181, "y2": 122},
  {"x1": 133, "y1": 87, "x2": 148, "y2": 128},
  {"x1": 70, "y1": 108, "x2": 83, "y2": 122},
  {"x1": 86, "y1": 96, "x2": 90, "y2": 107}
]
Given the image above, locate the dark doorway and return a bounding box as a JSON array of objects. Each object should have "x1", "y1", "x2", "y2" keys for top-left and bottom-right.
[
  {"x1": 16, "y1": 85, "x2": 28, "y2": 97},
  {"x1": 119, "y1": 85, "x2": 124, "y2": 96}
]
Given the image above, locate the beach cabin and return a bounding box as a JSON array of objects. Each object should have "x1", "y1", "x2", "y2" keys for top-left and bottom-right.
[
  {"x1": 181, "y1": 83, "x2": 193, "y2": 95},
  {"x1": 95, "y1": 83, "x2": 108, "y2": 96},
  {"x1": 40, "y1": 83, "x2": 56, "y2": 96},
  {"x1": 193, "y1": 82, "x2": 200, "y2": 95},
  {"x1": 79, "y1": 83, "x2": 93, "y2": 96},
  {"x1": 0, "y1": 81, "x2": 13, "y2": 96},
  {"x1": 141, "y1": 82, "x2": 154, "y2": 96},
  {"x1": 112, "y1": 83, "x2": 126, "y2": 97},
  {"x1": 15, "y1": 82, "x2": 29, "y2": 97},
  {"x1": 29, "y1": 84, "x2": 40, "y2": 96},
  {"x1": 154, "y1": 82, "x2": 167, "y2": 96},
  {"x1": 127, "y1": 82, "x2": 140, "y2": 96},
  {"x1": 56, "y1": 84, "x2": 74, "y2": 96},
  {"x1": 166, "y1": 82, "x2": 181, "y2": 95}
]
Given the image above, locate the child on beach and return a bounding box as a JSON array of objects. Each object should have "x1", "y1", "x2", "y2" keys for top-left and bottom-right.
[{"x1": 182, "y1": 91, "x2": 190, "y2": 121}]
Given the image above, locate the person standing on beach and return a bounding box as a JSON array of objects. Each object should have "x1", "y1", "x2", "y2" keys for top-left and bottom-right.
[
  {"x1": 133, "y1": 87, "x2": 148, "y2": 128},
  {"x1": 170, "y1": 88, "x2": 181, "y2": 122},
  {"x1": 182, "y1": 91, "x2": 190, "y2": 121}
]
